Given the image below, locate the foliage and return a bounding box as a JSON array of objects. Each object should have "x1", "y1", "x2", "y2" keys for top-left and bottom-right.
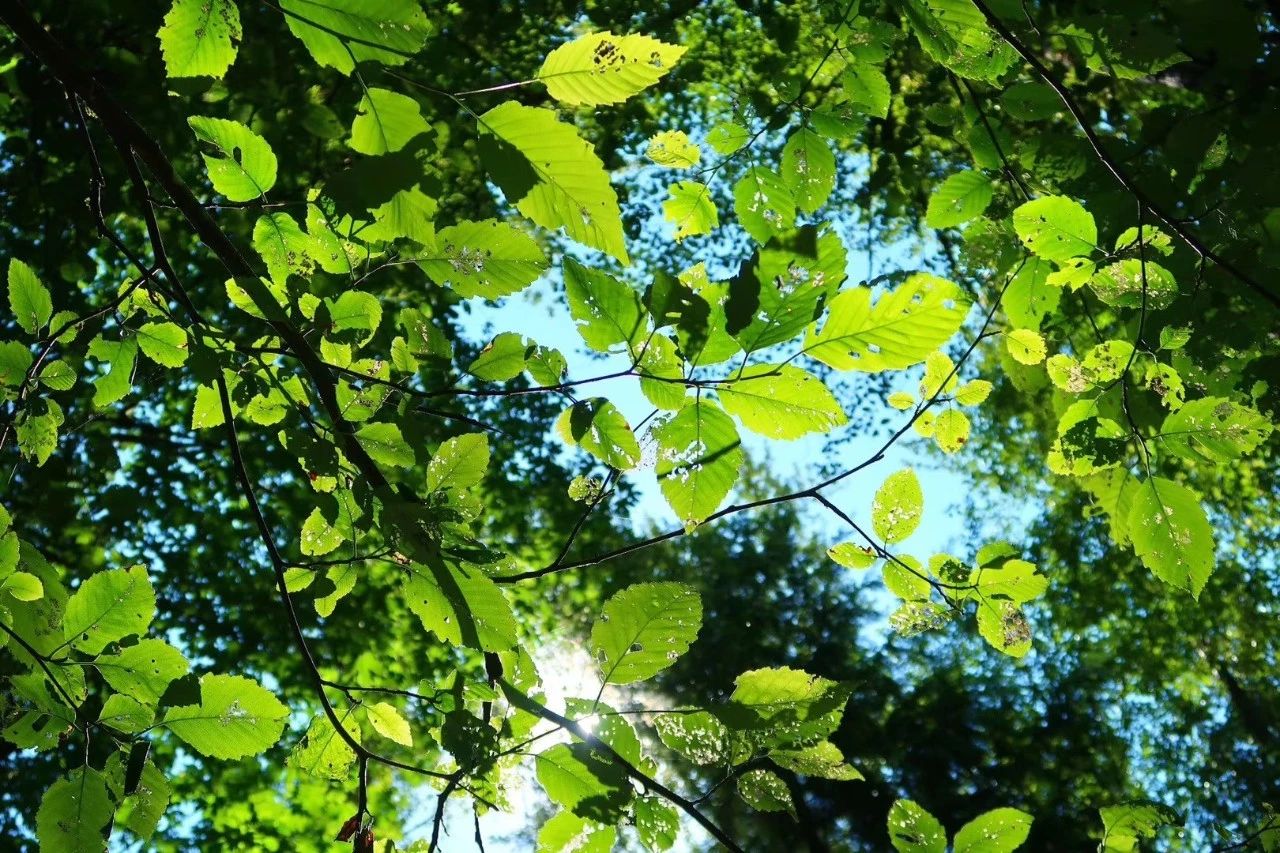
[{"x1": 0, "y1": 0, "x2": 1277, "y2": 850}]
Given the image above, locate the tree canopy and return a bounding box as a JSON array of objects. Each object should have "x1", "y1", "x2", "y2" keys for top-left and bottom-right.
[{"x1": 0, "y1": 0, "x2": 1277, "y2": 850}]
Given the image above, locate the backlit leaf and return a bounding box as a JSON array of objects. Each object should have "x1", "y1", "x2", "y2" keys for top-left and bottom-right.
[
  {"x1": 954, "y1": 807, "x2": 1033, "y2": 852},
  {"x1": 419, "y1": 220, "x2": 548, "y2": 299},
  {"x1": 188, "y1": 117, "x2": 277, "y2": 201},
  {"x1": 163, "y1": 674, "x2": 288, "y2": 759},
  {"x1": 888, "y1": 798, "x2": 946, "y2": 853},
  {"x1": 1128, "y1": 477, "x2": 1215, "y2": 597},
  {"x1": 158, "y1": 0, "x2": 241, "y2": 79},
  {"x1": 805, "y1": 274, "x2": 968, "y2": 372},
  {"x1": 278, "y1": 0, "x2": 430, "y2": 74},
  {"x1": 1012, "y1": 196, "x2": 1097, "y2": 261},
  {"x1": 653, "y1": 400, "x2": 742, "y2": 525},
  {"x1": 479, "y1": 102, "x2": 628, "y2": 263},
  {"x1": 873, "y1": 468, "x2": 923, "y2": 544},
  {"x1": 537, "y1": 32, "x2": 686, "y2": 106},
  {"x1": 925, "y1": 171, "x2": 993, "y2": 229},
  {"x1": 591, "y1": 582, "x2": 702, "y2": 684},
  {"x1": 63, "y1": 565, "x2": 155, "y2": 654},
  {"x1": 8, "y1": 259, "x2": 52, "y2": 335},
  {"x1": 556, "y1": 397, "x2": 641, "y2": 470},
  {"x1": 717, "y1": 364, "x2": 846, "y2": 439},
  {"x1": 663, "y1": 181, "x2": 718, "y2": 241}
]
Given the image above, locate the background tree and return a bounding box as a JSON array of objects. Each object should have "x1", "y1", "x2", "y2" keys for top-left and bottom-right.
[{"x1": 0, "y1": 0, "x2": 1277, "y2": 851}]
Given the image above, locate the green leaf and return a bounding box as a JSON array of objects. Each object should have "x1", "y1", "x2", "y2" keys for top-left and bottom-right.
[
  {"x1": 781, "y1": 128, "x2": 836, "y2": 214},
  {"x1": 252, "y1": 212, "x2": 317, "y2": 284},
  {"x1": 805, "y1": 274, "x2": 968, "y2": 371},
  {"x1": 63, "y1": 565, "x2": 155, "y2": 654},
  {"x1": 469, "y1": 332, "x2": 529, "y2": 381},
  {"x1": 535, "y1": 743, "x2": 632, "y2": 819},
  {"x1": 733, "y1": 231, "x2": 847, "y2": 356},
  {"x1": 158, "y1": 0, "x2": 241, "y2": 79},
  {"x1": 96, "y1": 639, "x2": 190, "y2": 704},
  {"x1": 591, "y1": 582, "x2": 702, "y2": 684},
  {"x1": 349, "y1": 87, "x2": 429, "y2": 155},
  {"x1": 653, "y1": 400, "x2": 742, "y2": 525},
  {"x1": 717, "y1": 364, "x2": 846, "y2": 440},
  {"x1": 1157, "y1": 397, "x2": 1273, "y2": 463},
  {"x1": 954, "y1": 379, "x2": 992, "y2": 406},
  {"x1": 926, "y1": 171, "x2": 994, "y2": 229},
  {"x1": 636, "y1": 334, "x2": 686, "y2": 410},
  {"x1": 663, "y1": 181, "x2": 718, "y2": 241},
  {"x1": 418, "y1": 220, "x2": 548, "y2": 299},
  {"x1": 953, "y1": 807, "x2": 1034, "y2": 852},
  {"x1": 556, "y1": 398, "x2": 641, "y2": 470},
  {"x1": 733, "y1": 166, "x2": 796, "y2": 244},
  {"x1": 872, "y1": 468, "x2": 923, "y2": 544},
  {"x1": 884, "y1": 555, "x2": 932, "y2": 602},
  {"x1": 316, "y1": 560, "x2": 360, "y2": 614},
  {"x1": 828, "y1": 542, "x2": 878, "y2": 569},
  {"x1": 366, "y1": 701, "x2": 413, "y2": 746},
  {"x1": 1128, "y1": 477, "x2": 1215, "y2": 597},
  {"x1": 427, "y1": 433, "x2": 489, "y2": 492},
  {"x1": 720, "y1": 667, "x2": 850, "y2": 747},
  {"x1": 1003, "y1": 258, "x2": 1060, "y2": 330},
  {"x1": 537, "y1": 31, "x2": 686, "y2": 106},
  {"x1": 15, "y1": 400, "x2": 64, "y2": 467},
  {"x1": 1001, "y1": 81, "x2": 1059, "y2": 120},
  {"x1": 1099, "y1": 801, "x2": 1181, "y2": 852},
  {"x1": 162, "y1": 673, "x2": 288, "y2": 759},
  {"x1": 37, "y1": 360, "x2": 74, "y2": 392},
  {"x1": 1090, "y1": 259, "x2": 1179, "y2": 310},
  {"x1": 1012, "y1": 196, "x2": 1097, "y2": 261},
  {"x1": 1, "y1": 571, "x2": 43, "y2": 601},
  {"x1": 278, "y1": 0, "x2": 430, "y2": 74},
  {"x1": 404, "y1": 560, "x2": 518, "y2": 651},
  {"x1": 903, "y1": 0, "x2": 1017, "y2": 82},
  {"x1": 770, "y1": 740, "x2": 864, "y2": 781},
  {"x1": 290, "y1": 714, "x2": 359, "y2": 779},
  {"x1": 1005, "y1": 328, "x2": 1046, "y2": 365},
  {"x1": 888, "y1": 798, "x2": 946, "y2": 853},
  {"x1": 359, "y1": 184, "x2": 438, "y2": 244},
  {"x1": 136, "y1": 322, "x2": 190, "y2": 368},
  {"x1": 0, "y1": 340, "x2": 34, "y2": 386},
  {"x1": 563, "y1": 258, "x2": 646, "y2": 352},
  {"x1": 114, "y1": 758, "x2": 170, "y2": 842},
  {"x1": 653, "y1": 710, "x2": 731, "y2": 765},
  {"x1": 525, "y1": 345, "x2": 567, "y2": 387},
  {"x1": 299, "y1": 492, "x2": 358, "y2": 557},
  {"x1": 1046, "y1": 401, "x2": 1128, "y2": 477},
  {"x1": 538, "y1": 811, "x2": 616, "y2": 852},
  {"x1": 355, "y1": 422, "x2": 415, "y2": 469},
  {"x1": 479, "y1": 102, "x2": 628, "y2": 263},
  {"x1": 646, "y1": 130, "x2": 700, "y2": 168},
  {"x1": 99, "y1": 693, "x2": 154, "y2": 733},
  {"x1": 565, "y1": 699, "x2": 644, "y2": 765},
  {"x1": 1158, "y1": 325, "x2": 1191, "y2": 350},
  {"x1": 737, "y1": 769, "x2": 796, "y2": 816},
  {"x1": 634, "y1": 797, "x2": 679, "y2": 851},
  {"x1": 707, "y1": 121, "x2": 750, "y2": 154},
  {"x1": 965, "y1": 558, "x2": 1048, "y2": 604},
  {"x1": 933, "y1": 408, "x2": 971, "y2": 453},
  {"x1": 36, "y1": 769, "x2": 113, "y2": 853},
  {"x1": 843, "y1": 62, "x2": 891, "y2": 118},
  {"x1": 8, "y1": 259, "x2": 52, "y2": 335},
  {"x1": 188, "y1": 117, "x2": 277, "y2": 201},
  {"x1": 325, "y1": 290, "x2": 383, "y2": 342}
]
